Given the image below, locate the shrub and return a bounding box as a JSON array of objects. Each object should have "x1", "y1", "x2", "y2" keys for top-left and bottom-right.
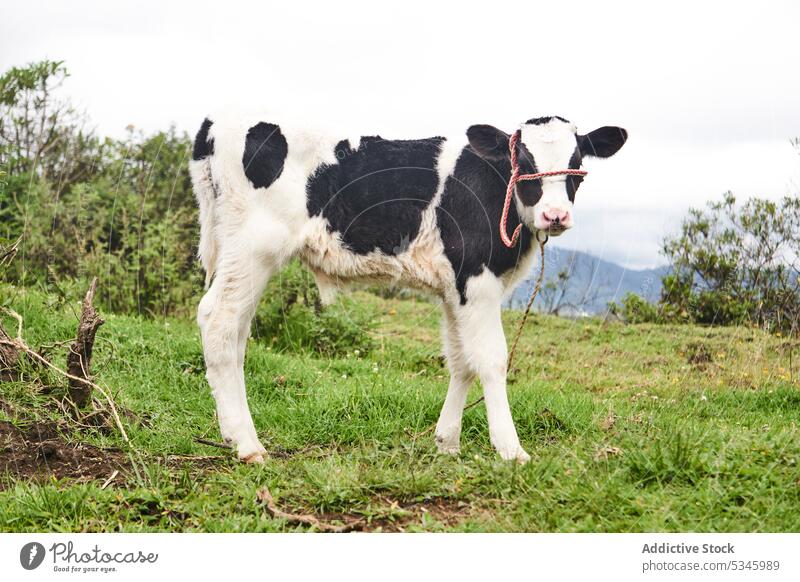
[
  {"x1": 0, "y1": 61, "x2": 200, "y2": 318},
  {"x1": 252, "y1": 261, "x2": 374, "y2": 357},
  {"x1": 608, "y1": 292, "x2": 660, "y2": 324},
  {"x1": 659, "y1": 192, "x2": 800, "y2": 333}
]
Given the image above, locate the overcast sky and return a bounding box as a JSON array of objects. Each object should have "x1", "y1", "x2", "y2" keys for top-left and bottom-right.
[{"x1": 3, "y1": 0, "x2": 799, "y2": 269}]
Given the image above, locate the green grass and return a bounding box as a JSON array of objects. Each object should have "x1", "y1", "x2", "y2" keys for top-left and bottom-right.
[{"x1": 1, "y1": 283, "x2": 799, "y2": 532}]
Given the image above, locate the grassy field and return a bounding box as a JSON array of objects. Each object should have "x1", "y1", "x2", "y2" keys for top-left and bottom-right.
[{"x1": 1, "y1": 283, "x2": 799, "y2": 532}]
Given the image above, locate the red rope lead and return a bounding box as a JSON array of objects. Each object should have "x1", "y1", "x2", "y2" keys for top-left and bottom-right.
[{"x1": 499, "y1": 130, "x2": 588, "y2": 248}]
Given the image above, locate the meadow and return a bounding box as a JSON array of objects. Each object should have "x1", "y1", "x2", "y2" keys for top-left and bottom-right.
[{"x1": 1, "y1": 283, "x2": 798, "y2": 532}]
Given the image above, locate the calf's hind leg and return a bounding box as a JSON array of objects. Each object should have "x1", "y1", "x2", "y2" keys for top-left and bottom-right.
[{"x1": 197, "y1": 251, "x2": 274, "y2": 463}]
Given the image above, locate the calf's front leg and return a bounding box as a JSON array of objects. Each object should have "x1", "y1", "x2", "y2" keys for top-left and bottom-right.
[
  {"x1": 453, "y1": 292, "x2": 530, "y2": 463},
  {"x1": 435, "y1": 304, "x2": 474, "y2": 454}
]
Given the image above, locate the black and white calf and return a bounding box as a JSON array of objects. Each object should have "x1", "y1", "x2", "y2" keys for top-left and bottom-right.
[{"x1": 190, "y1": 113, "x2": 627, "y2": 463}]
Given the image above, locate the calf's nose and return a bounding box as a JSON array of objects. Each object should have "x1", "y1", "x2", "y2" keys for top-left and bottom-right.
[{"x1": 543, "y1": 209, "x2": 570, "y2": 224}]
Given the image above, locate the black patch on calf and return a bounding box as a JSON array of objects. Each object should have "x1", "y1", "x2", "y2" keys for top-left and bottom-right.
[
  {"x1": 243, "y1": 122, "x2": 288, "y2": 189},
  {"x1": 192, "y1": 118, "x2": 214, "y2": 161},
  {"x1": 307, "y1": 136, "x2": 444, "y2": 255},
  {"x1": 333, "y1": 139, "x2": 353, "y2": 160},
  {"x1": 437, "y1": 147, "x2": 533, "y2": 304},
  {"x1": 566, "y1": 148, "x2": 583, "y2": 202},
  {"x1": 525, "y1": 115, "x2": 570, "y2": 125},
  {"x1": 512, "y1": 141, "x2": 543, "y2": 207},
  {"x1": 466, "y1": 125, "x2": 545, "y2": 208}
]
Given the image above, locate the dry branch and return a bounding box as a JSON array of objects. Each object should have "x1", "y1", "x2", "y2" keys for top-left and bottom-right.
[
  {"x1": 0, "y1": 322, "x2": 19, "y2": 381},
  {"x1": 0, "y1": 323, "x2": 19, "y2": 382},
  {"x1": 66, "y1": 277, "x2": 104, "y2": 407},
  {"x1": 101, "y1": 469, "x2": 119, "y2": 490},
  {"x1": 0, "y1": 334, "x2": 130, "y2": 444},
  {"x1": 0, "y1": 304, "x2": 130, "y2": 445},
  {"x1": 0, "y1": 308, "x2": 23, "y2": 381},
  {"x1": 194, "y1": 437, "x2": 233, "y2": 450},
  {"x1": 0, "y1": 236, "x2": 21, "y2": 270},
  {"x1": 256, "y1": 488, "x2": 365, "y2": 533}
]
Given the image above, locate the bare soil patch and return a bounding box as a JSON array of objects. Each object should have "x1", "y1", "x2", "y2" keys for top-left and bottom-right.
[
  {"x1": 361, "y1": 497, "x2": 473, "y2": 532},
  {"x1": 0, "y1": 417, "x2": 130, "y2": 489},
  {"x1": 262, "y1": 492, "x2": 474, "y2": 532}
]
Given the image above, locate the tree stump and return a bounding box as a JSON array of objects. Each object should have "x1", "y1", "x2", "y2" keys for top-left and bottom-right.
[
  {"x1": 66, "y1": 278, "x2": 104, "y2": 407},
  {"x1": 0, "y1": 322, "x2": 19, "y2": 381}
]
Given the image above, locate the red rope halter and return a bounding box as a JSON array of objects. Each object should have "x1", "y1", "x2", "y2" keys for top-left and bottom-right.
[{"x1": 499, "y1": 130, "x2": 588, "y2": 247}]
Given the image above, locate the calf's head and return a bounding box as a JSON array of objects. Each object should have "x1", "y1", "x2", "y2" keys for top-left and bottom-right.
[{"x1": 467, "y1": 116, "x2": 627, "y2": 236}]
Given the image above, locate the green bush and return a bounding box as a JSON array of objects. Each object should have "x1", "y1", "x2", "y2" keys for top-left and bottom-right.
[
  {"x1": 0, "y1": 133, "x2": 200, "y2": 318},
  {"x1": 608, "y1": 292, "x2": 660, "y2": 324},
  {"x1": 659, "y1": 192, "x2": 800, "y2": 333},
  {"x1": 252, "y1": 261, "x2": 374, "y2": 357},
  {"x1": 0, "y1": 61, "x2": 202, "y2": 318}
]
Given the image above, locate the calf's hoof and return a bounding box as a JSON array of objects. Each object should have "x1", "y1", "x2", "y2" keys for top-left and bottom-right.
[
  {"x1": 497, "y1": 446, "x2": 531, "y2": 464},
  {"x1": 240, "y1": 452, "x2": 265, "y2": 464},
  {"x1": 435, "y1": 440, "x2": 460, "y2": 456},
  {"x1": 434, "y1": 430, "x2": 460, "y2": 456},
  {"x1": 236, "y1": 439, "x2": 268, "y2": 464}
]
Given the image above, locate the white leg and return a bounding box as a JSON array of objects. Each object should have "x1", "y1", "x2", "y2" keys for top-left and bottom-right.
[
  {"x1": 198, "y1": 251, "x2": 273, "y2": 463},
  {"x1": 454, "y1": 279, "x2": 530, "y2": 463},
  {"x1": 435, "y1": 304, "x2": 474, "y2": 454}
]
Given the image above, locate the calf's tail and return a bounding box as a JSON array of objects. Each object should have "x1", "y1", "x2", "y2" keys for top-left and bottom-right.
[{"x1": 189, "y1": 118, "x2": 218, "y2": 288}]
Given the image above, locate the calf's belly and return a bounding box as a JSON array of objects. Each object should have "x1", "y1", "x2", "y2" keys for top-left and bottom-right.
[{"x1": 297, "y1": 216, "x2": 454, "y2": 297}]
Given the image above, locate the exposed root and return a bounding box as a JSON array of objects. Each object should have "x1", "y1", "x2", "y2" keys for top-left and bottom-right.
[{"x1": 256, "y1": 488, "x2": 366, "y2": 533}]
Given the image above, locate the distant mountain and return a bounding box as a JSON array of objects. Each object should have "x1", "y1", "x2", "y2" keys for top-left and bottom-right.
[{"x1": 505, "y1": 247, "x2": 669, "y2": 315}]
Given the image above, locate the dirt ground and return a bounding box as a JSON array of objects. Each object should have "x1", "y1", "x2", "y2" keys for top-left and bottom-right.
[
  {"x1": 274, "y1": 495, "x2": 477, "y2": 532},
  {"x1": 349, "y1": 497, "x2": 475, "y2": 532},
  {"x1": 0, "y1": 416, "x2": 129, "y2": 490}
]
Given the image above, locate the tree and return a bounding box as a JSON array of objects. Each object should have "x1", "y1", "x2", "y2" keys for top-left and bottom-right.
[
  {"x1": 0, "y1": 60, "x2": 102, "y2": 192},
  {"x1": 0, "y1": 60, "x2": 200, "y2": 318},
  {"x1": 660, "y1": 191, "x2": 800, "y2": 333}
]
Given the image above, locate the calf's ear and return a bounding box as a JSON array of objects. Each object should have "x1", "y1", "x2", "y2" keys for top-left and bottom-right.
[
  {"x1": 467, "y1": 125, "x2": 510, "y2": 161},
  {"x1": 578, "y1": 126, "x2": 628, "y2": 158}
]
